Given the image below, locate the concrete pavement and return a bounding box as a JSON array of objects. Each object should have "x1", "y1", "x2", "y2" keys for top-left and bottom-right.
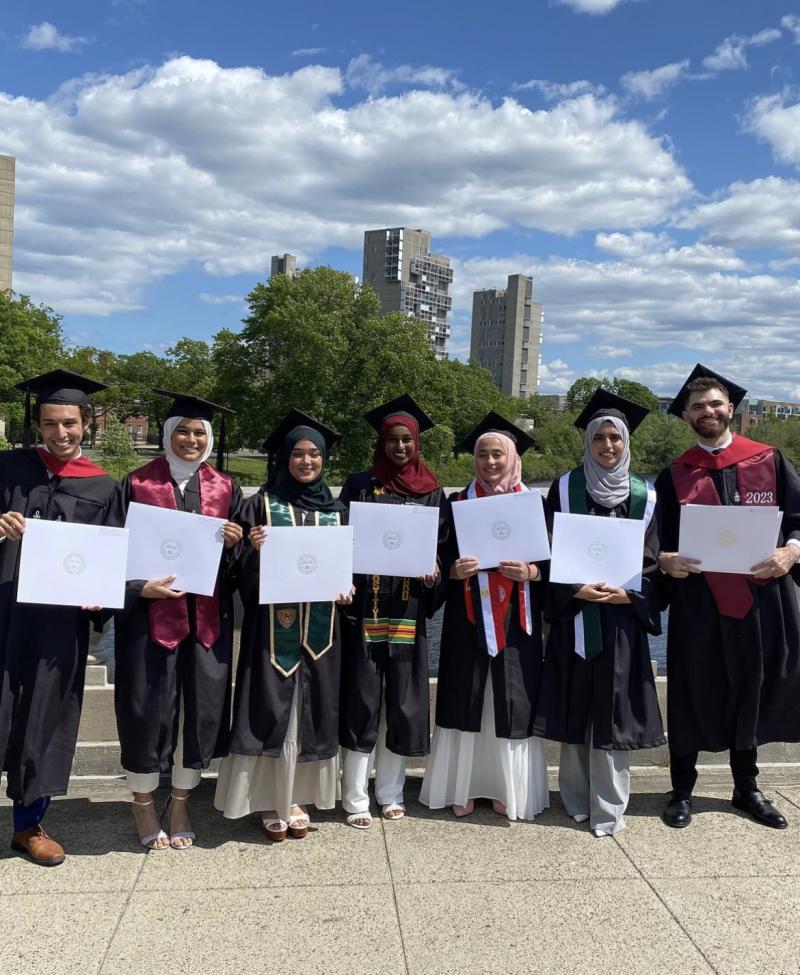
[{"x1": 3, "y1": 768, "x2": 800, "y2": 975}]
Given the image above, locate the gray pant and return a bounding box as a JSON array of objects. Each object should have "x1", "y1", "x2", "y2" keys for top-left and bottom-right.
[{"x1": 558, "y1": 728, "x2": 630, "y2": 835}]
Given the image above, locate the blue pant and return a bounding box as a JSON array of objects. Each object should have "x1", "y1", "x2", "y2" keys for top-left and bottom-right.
[{"x1": 12, "y1": 797, "x2": 51, "y2": 832}]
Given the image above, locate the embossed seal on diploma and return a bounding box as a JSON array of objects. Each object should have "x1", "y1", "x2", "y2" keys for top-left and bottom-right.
[
  {"x1": 297, "y1": 554, "x2": 318, "y2": 575},
  {"x1": 382, "y1": 530, "x2": 402, "y2": 551},
  {"x1": 491, "y1": 520, "x2": 511, "y2": 541},
  {"x1": 587, "y1": 542, "x2": 607, "y2": 562},
  {"x1": 717, "y1": 530, "x2": 737, "y2": 547},
  {"x1": 63, "y1": 552, "x2": 87, "y2": 575},
  {"x1": 160, "y1": 539, "x2": 182, "y2": 561}
]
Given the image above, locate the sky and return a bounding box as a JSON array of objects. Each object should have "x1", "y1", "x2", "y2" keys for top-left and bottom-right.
[{"x1": 2, "y1": 0, "x2": 800, "y2": 401}]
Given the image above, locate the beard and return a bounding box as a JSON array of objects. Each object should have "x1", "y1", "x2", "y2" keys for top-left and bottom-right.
[{"x1": 689, "y1": 412, "x2": 731, "y2": 439}]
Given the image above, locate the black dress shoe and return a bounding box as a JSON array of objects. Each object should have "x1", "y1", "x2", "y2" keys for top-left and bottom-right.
[
  {"x1": 731, "y1": 790, "x2": 788, "y2": 829},
  {"x1": 662, "y1": 793, "x2": 692, "y2": 828}
]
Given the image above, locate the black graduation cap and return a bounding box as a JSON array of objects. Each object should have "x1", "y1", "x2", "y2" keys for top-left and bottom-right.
[
  {"x1": 262, "y1": 409, "x2": 341, "y2": 460},
  {"x1": 364, "y1": 394, "x2": 434, "y2": 434},
  {"x1": 153, "y1": 388, "x2": 234, "y2": 471},
  {"x1": 574, "y1": 389, "x2": 649, "y2": 434},
  {"x1": 668, "y1": 363, "x2": 747, "y2": 417},
  {"x1": 15, "y1": 369, "x2": 108, "y2": 449},
  {"x1": 458, "y1": 411, "x2": 537, "y2": 456}
]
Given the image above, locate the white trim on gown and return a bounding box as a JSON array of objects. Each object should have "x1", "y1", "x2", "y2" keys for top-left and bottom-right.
[
  {"x1": 419, "y1": 671, "x2": 550, "y2": 821},
  {"x1": 214, "y1": 680, "x2": 339, "y2": 821}
]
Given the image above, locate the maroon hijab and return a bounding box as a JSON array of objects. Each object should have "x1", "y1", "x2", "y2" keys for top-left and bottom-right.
[{"x1": 369, "y1": 413, "x2": 439, "y2": 496}]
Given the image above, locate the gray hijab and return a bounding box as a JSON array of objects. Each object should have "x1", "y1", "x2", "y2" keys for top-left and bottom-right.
[{"x1": 583, "y1": 414, "x2": 630, "y2": 509}]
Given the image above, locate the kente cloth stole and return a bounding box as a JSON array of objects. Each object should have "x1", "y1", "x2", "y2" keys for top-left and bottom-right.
[
  {"x1": 671, "y1": 438, "x2": 776, "y2": 620},
  {"x1": 558, "y1": 467, "x2": 655, "y2": 662},
  {"x1": 459, "y1": 480, "x2": 533, "y2": 657},
  {"x1": 362, "y1": 488, "x2": 416, "y2": 651},
  {"x1": 130, "y1": 456, "x2": 232, "y2": 652},
  {"x1": 264, "y1": 494, "x2": 339, "y2": 677}
]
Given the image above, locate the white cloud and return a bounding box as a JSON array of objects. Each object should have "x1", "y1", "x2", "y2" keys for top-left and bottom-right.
[
  {"x1": 291, "y1": 47, "x2": 326, "y2": 58},
  {"x1": 590, "y1": 345, "x2": 633, "y2": 357},
  {"x1": 512, "y1": 79, "x2": 604, "y2": 101},
  {"x1": 703, "y1": 27, "x2": 782, "y2": 72},
  {"x1": 743, "y1": 91, "x2": 800, "y2": 166},
  {"x1": 782, "y1": 14, "x2": 800, "y2": 43},
  {"x1": 620, "y1": 60, "x2": 690, "y2": 100},
  {"x1": 595, "y1": 231, "x2": 746, "y2": 270},
  {"x1": 198, "y1": 292, "x2": 245, "y2": 305},
  {"x1": 2, "y1": 56, "x2": 692, "y2": 314},
  {"x1": 554, "y1": 0, "x2": 639, "y2": 14},
  {"x1": 21, "y1": 21, "x2": 87, "y2": 53},
  {"x1": 344, "y1": 54, "x2": 462, "y2": 95},
  {"x1": 680, "y1": 177, "x2": 800, "y2": 254}
]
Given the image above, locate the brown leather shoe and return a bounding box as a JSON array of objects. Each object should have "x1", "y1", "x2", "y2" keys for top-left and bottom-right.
[{"x1": 11, "y1": 825, "x2": 65, "y2": 866}]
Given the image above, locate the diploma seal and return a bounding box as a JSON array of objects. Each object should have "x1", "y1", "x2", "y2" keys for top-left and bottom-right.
[
  {"x1": 491, "y1": 520, "x2": 511, "y2": 541},
  {"x1": 63, "y1": 552, "x2": 87, "y2": 575},
  {"x1": 382, "y1": 530, "x2": 402, "y2": 551},
  {"x1": 587, "y1": 542, "x2": 607, "y2": 562},
  {"x1": 160, "y1": 539, "x2": 182, "y2": 560},
  {"x1": 717, "y1": 530, "x2": 738, "y2": 547},
  {"x1": 297, "y1": 554, "x2": 318, "y2": 575}
]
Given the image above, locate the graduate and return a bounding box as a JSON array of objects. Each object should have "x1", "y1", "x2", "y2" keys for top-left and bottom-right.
[
  {"x1": 533, "y1": 390, "x2": 664, "y2": 837},
  {"x1": 0, "y1": 370, "x2": 116, "y2": 866},
  {"x1": 214, "y1": 411, "x2": 352, "y2": 840},
  {"x1": 106, "y1": 390, "x2": 243, "y2": 850},
  {"x1": 339, "y1": 395, "x2": 446, "y2": 828},
  {"x1": 656, "y1": 365, "x2": 800, "y2": 829},
  {"x1": 420, "y1": 413, "x2": 549, "y2": 821}
]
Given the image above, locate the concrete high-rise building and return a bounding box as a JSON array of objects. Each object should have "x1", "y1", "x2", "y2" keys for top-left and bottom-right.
[
  {"x1": 270, "y1": 253, "x2": 297, "y2": 277},
  {"x1": 362, "y1": 227, "x2": 453, "y2": 359},
  {"x1": 0, "y1": 154, "x2": 14, "y2": 294},
  {"x1": 470, "y1": 274, "x2": 543, "y2": 398}
]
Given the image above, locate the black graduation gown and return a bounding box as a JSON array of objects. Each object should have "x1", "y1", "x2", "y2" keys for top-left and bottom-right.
[
  {"x1": 106, "y1": 469, "x2": 243, "y2": 775},
  {"x1": 0, "y1": 448, "x2": 115, "y2": 805},
  {"x1": 338, "y1": 472, "x2": 447, "y2": 757},
  {"x1": 434, "y1": 490, "x2": 545, "y2": 739},
  {"x1": 655, "y1": 448, "x2": 800, "y2": 754},
  {"x1": 228, "y1": 490, "x2": 343, "y2": 762},
  {"x1": 533, "y1": 481, "x2": 665, "y2": 751}
]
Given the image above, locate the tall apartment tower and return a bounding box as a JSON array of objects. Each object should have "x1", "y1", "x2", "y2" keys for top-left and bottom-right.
[
  {"x1": 270, "y1": 253, "x2": 297, "y2": 277},
  {"x1": 0, "y1": 155, "x2": 14, "y2": 293},
  {"x1": 363, "y1": 227, "x2": 453, "y2": 359},
  {"x1": 470, "y1": 274, "x2": 543, "y2": 398}
]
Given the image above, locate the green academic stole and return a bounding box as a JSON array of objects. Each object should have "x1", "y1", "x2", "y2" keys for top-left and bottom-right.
[
  {"x1": 558, "y1": 468, "x2": 654, "y2": 662},
  {"x1": 264, "y1": 494, "x2": 340, "y2": 677}
]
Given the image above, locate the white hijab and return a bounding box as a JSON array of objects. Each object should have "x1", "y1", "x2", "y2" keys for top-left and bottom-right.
[{"x1": 163, "y1": 415, "x2": 214, "y2": 494}]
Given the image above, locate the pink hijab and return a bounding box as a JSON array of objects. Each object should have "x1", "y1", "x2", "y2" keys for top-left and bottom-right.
[{"x1": 473, "y1": 431, "x2": 522, "y2": 495}]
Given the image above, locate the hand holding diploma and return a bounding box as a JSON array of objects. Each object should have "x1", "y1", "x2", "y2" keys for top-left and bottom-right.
[
  {"x1": 249, "y1": 525, "x2": 268, "y2": 550},
  {"x1": 450, "y1": 556, "x2": 479, "y2": 580},
  {"x1": 221, "y1": 521, "x2": 243, "y2": 549},
  {"x1": 141, "y1": 575, "x2": 186, "y2": 600},
  {"x1": 750, "y1": 545, "x2": 798, "y2": 579},
  {"x1": 576, "y1": 583, "x2": 630, "y2": 605},
  {"x1": 657, "y1": 552, "x2": 703, "y2": 578},
  {"x1": 0, "y1": 511, "x2": 26, "y2": 540}
]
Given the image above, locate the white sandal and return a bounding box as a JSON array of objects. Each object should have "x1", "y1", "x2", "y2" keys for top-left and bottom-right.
[
  {"x1": 164, "y1": 793, "x2": 195, "y2": 850},
  {"x1": 132, "y1": 799, "x2": 169, "y2": 851},
  {"x1": 346, "y1": 812, "x2": 373, "y2": 830},
  {"x1": 382, "y1": 803, "x2": 405, "y2": 820},
  {"x1": 262, "y1": 816, "x2": 288, "y2": 842}
]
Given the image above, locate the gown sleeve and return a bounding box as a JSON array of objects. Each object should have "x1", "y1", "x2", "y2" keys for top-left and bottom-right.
[
  {"x1": 624, "y1": 499, "x2": 662, "y2": 635},
  {"x1": 542, "y1": 478, "x2": 583, "y2": 622},
  {"x1": 235, "y1": 489, "x2": 267, "y2": 606},
  {"x1": 774, "y1": 449, "x2": 800, "y2": 586}
]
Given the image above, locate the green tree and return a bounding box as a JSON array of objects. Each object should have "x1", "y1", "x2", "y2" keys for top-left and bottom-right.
[
  {"x1": 99, "y1": 413, "x2": 138, "y2": 480},
  {"x1": 0, "y1": 292, "x2": 64, "y2": 440},
  {"x1": 565, "y1": 376, "x2": 659, "y2": 414},
  {"x1": 630, "y1": 413, "x2": 695, "y2": 474},
  {"x1": 62, "y1": 346, "x2": 120, "y2": 446}
]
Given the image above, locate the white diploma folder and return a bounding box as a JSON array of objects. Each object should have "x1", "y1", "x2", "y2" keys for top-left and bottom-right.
[
  {"x1": 452, "y1": 489, "x2": 550, "y2": 569},
  {"x1": 259, "y1": 525, "x2": 354, "y2": 604},
  {"x1": 678, "y1": 504, "x2": 782, "y2": 574},
  {"x1": 349, "y1": 501, "x2": 438, "y2": 577},
  {"x1": 550, "y1": 511, "x2": 646, "y2": 591},
  {"x1": 17, "y1": 519, "x2": 129, "y2": 609},
  {"x1": 124, "y1": 501, "x2": 226, "y2": 596}
]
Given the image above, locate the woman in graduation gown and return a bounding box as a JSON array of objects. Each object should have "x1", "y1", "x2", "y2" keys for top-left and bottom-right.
[
  {"x1": 108, "y1": 391, "x2": 243, "y2": 850},
  {"x1": 420, "y1": 413, "x2": 549, "y2": 821},
  {"x1": 214, "y1": 411, "x2": 352, "y2": 841},
  {"x1": 533, "y1": 390, "x2": 664, "y2": 837},
  {"x1": 339, "y1": 395, "x2": 446, "y2": 828}
]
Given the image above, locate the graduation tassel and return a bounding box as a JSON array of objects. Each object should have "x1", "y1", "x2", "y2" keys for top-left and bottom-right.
[
  {"x1": 216, "y1": 415, "x2": 227, "y2": 471},
  {"x1": 22, "y1": 390, "x2": 32, "y2": 449}
]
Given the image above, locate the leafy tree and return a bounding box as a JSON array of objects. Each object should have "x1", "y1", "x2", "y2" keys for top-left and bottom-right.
[
  {"x1": 62, "y1": 346, "x2": 119, "y2": 446},
  {"x1": 612, "y1": 379, "x2": 659, "y2": 413},
  {"x1": 99, "y1": 413, "x2": 138, "y2": 480},
  {"x1": 750, "y1": 415, "x2": 800, "y2": 468},
  {"x1": 0, "y1": 292, "x2": 64, "y2": 440},
  {"x1": 565, "y1": 376, "x2": 659, "y2": 414},
  {"x1": 630, "y1": 414, "x2": 695, "y2": 474}
]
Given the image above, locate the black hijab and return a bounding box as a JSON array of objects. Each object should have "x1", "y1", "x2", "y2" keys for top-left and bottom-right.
[{"x1": 264, "y1": 425, "x2": 344, "y2": 513}]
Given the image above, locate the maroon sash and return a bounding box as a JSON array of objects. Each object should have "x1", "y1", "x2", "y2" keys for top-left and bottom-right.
[
  {"x1": 671, "y1": 436, "x2": 776, "y2": 619},
  {"x1": 36, "y1": 446, "x2": 108, "y2": 479},
  {"x1": 130, "y1": 457, "x2": 233, "y2": 651}
]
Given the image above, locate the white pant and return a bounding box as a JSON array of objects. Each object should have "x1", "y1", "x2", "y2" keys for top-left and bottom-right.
[
  {"x1": 125, "y1": 696, "x2": 202, "y2": 794},
  {"x1": 342, "y1": 717, "x2": 407, "y2": 814},
  {"x1": 558, "y1": 729, "x2": 630, "y2": 835}
]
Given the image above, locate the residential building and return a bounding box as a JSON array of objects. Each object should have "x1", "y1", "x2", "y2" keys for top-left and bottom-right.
[
  {"x1": 362, "y1": 227, "x2": 453, "y2": 359},
  {"x1": 469, "y1": 274, "x2": 543, "y2": 397},
  {"x1": 270, "y1": 253, "x2": 297, "y2": 278},
  {"x1": 0, "y1": 154, "x2": 14, "y2": 294}
]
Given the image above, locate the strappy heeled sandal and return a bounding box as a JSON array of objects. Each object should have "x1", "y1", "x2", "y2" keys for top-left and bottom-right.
[
  {"x1": 132, "y1": 798, "x2": 169, "y2": 851},
  {"x1": 346, "y1": 812, "x2": 373, "y2": 830},
  {"x1": 382, "y1": 803, "x2": 405, "y2": 820},
  {"x1": 164, "y1": 793, "x2": 195, "y2": 850},
  {"x1": 261, "y1": 816, "x2": 288, "y2": 842}
]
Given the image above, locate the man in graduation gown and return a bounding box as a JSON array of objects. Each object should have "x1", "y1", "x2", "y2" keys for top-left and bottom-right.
[
  {"x1": 656, "y1": 364, "x2": 800, "y2": 829},
  {"x1": 0, "y1": 370, "x2": 116, "y2": 864}
]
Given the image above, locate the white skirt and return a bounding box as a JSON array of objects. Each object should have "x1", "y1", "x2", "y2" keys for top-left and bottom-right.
[
  {"x1": 419, "y1": 671, "x2": 550, "y2": 821},
  {"x1": 214, "y1": 680, "x2": 339, "y2": 822}
]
